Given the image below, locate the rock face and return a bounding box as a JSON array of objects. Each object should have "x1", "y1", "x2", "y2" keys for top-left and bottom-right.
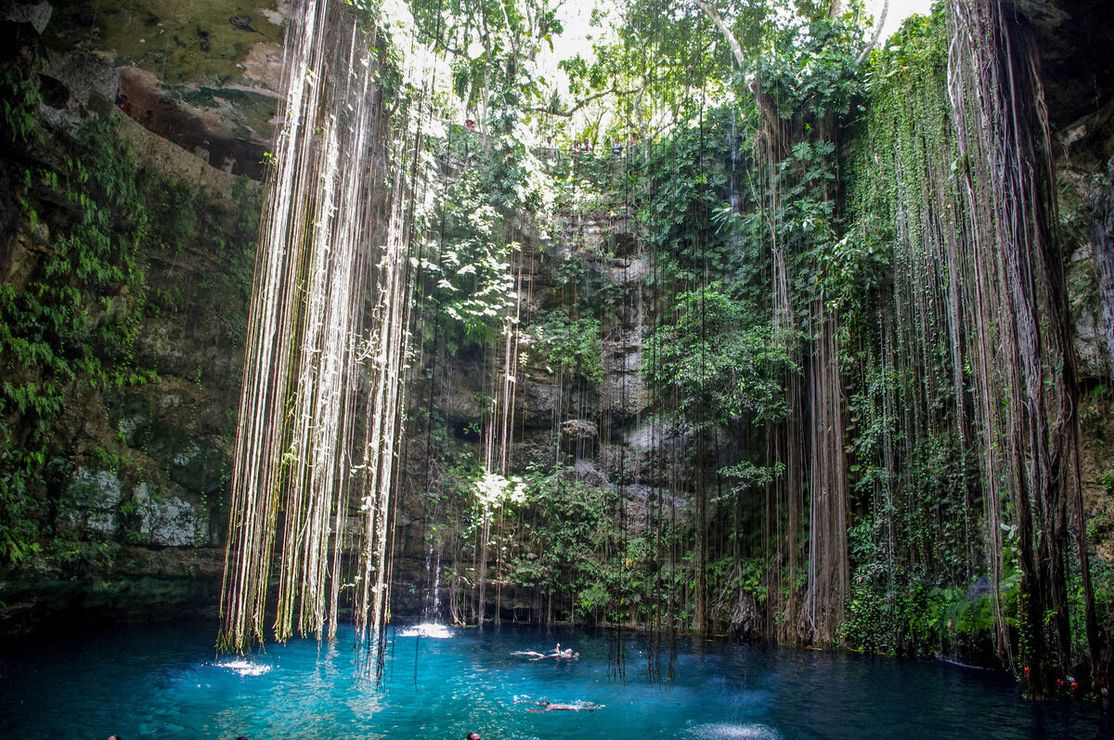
[
  {"x1": 390, "y1": 190, "x2": 690, "y2": 619},
  {"x1": 1018, "y1": 0, "x2": 1114, "y2": 132},
  {"x1": 3, "y1": 0, "x2": 1114, "y2": 640},
  {"x1": 62, "y1": 468, "x2": 126, "y2": 537},
  {"x1": 1039, "y1": 0, "x2": 1114, "y2": 576},
  {"x1": 136, "y1": 483, "x2": 205, "y2": 547},
  {"x1": 1086, "y1": 164, "x2": 1114, "y2": 381},
  {"x1": 60, "y1": 472, "x2": 207, "y2": 547},
  {"x1": 0, "y1": 0, "x2": 274, "y2": 633},
  {"x1": 1068, "y1": 236, "x2": 1110, "y2": 381},
  {"x1": 44, "y1": 0, "x2": 289, "y2": 179},
  {"x1": 522, "y1": 207, "x2": 663, "y2": 486},
  {"x1": 2, "y1": 0, "x2": 51, "y2": 33}
]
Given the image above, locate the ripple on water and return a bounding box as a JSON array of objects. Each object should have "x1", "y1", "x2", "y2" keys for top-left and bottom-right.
[
  {"x1": 3, "y1": 622, "x2": 1112, "y2": 738},
  {"x1": 684, "y1": 722, "x2": 781, "y2": 739}
]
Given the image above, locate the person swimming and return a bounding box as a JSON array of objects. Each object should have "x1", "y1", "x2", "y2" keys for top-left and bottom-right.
[
  {"x1": 510, "y1": 643, "x2": 579, "y2": 661},
  {"x1": 519, "y1": 699, "x2": 604, "y2": 713},
  {"x1": 547, "y1": 642, "x2": 576, "y2": 659}
]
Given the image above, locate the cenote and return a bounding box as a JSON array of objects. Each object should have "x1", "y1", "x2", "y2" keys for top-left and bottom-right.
[
  {"x1": 2, "y1": 622, "x2": 1111, "y2": 738},
  {"x1": 5, "y1": 0, "x2": 1114, "y2": 731}
]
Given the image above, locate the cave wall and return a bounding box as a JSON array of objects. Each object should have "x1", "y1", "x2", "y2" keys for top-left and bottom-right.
[
  {"x1": 0, "y1": 0, "x2": 284, "y2": 633},
  {"x1": 4, "y1": 0, "x2": 1114, "y2": 648},
  {"x1": 1032, "y1": 0, "x2": 1114, "y2": 569},
  {"x1": 390, "y1": 204, "x2": 647, "y2": 619},
  {"x1": 387, "y1": 0, "x2": 1114, "y2": 642}
]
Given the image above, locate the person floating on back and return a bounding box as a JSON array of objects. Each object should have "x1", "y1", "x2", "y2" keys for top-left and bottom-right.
[
  {"x1": 510, "y1": 643, "x2": 579, "y2": 661},
  {"x1": 517, "y1": 698, "x2": 604, "y2": 713}
]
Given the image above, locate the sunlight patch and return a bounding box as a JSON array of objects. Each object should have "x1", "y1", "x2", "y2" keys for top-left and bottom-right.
[
  {"x1": 399, "y1": 623, "x2": 453, "y2": 639},
  {"x1": 214, "y1": 659, "x2": 271, "y2": 677}
]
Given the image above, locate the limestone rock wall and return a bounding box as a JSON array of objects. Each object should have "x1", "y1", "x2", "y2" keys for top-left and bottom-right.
[
  {"x1": 0, "y1": 0, "x2": 277, "y2": 633},
  {"x1": 43, "y1": 0, "x2": 289, "y2": 178},
  {"x1": 1036, "y1": 0, "x2": 1114, "y2": 579}
]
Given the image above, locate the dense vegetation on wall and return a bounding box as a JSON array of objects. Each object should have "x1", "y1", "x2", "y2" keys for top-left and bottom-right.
[
  {"x1": 837, "y1": 7, "x2": 993, "y2": 656},
  {"x1": 0, "y1": 118, "x2": 150, "y2": 561},
  {"x1": 392, "y1": 0, "x2": 1113, "y2": 698},
  {"x1": 0, "y1": 34, "x2": 258, "y2": 574},
  {"x1": 2, "y1": 0, "x2": 1111, "y2": 700}
]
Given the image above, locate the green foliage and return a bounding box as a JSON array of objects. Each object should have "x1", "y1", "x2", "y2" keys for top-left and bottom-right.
[
  {"x1": 434, "y1": 458, "x2": 652, "y2": 625},
  {"x1": 1, "y1": 56, "x2": 41, "y2": 147},
  {"x1": 523, "y1": 309, "x2": 602, "y2": 382},
  {"x1": 0, "y1": 97, "x2": 258, "y2": 566},
  {"x1": 421, "y1": 127, "x2": 554, "y2": 346},
  {"x1": 410, "y1": 0, "x2": 562, "y2": 113},
  {"x1": 423, "y1": 178, "x2": 519, "y2": 342},
  {"x1": 550, "y1": 251, "x2": 625, "y2": 315},
  {"x1": 829, "y1": 4, "x2": 995, "y2": 656},
  {"x1": 409, "y1": 0, "x2": 561, "y2": 335},
  {"x1": 719, "y1": 459, "x2": 786, "y2": 499},
  {"x1": 633, "y1": 118, "x2": 733, "y2": 279},
  {"x1": 505, "y1": 467, "x2": 613, "y2": 620},
  {"x1": 645, "y1": 284, "x2": 795, "y2": 426},
  {"x1": 0, "y1": 118, "x2": 160, "y2": 564},
  {"x1": 840, "y1": 519, "x2": 988, "y2": 656},
  {"x1": 757, "y1": 12, "x2": 863, "y2": 119},
  {"x1": 1083, "y1": 558, "x2": 1114, "y2": 663},
  {"x1": 709, "y1": 553, "x2": 769, "y2": 609},
  {"x1": 1080, "y1": 384, "x2": 1109, "y2": 441},
  {"x1": 840, "y1": 506, "x2": 1021, "y2": 659}
]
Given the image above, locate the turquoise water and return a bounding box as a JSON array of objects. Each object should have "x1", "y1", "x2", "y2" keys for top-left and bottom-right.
[{"x1": 1, "y1": 620, "x2": 1110, "y2": 738}]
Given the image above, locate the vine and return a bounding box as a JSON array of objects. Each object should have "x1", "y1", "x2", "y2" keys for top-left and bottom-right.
[{"x1": 1, "y1": 118, "x2": 156, "y2": 565}]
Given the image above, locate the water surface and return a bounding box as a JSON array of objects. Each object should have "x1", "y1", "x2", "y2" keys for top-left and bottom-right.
[{"x1": 1, "y1": 621, "x2": 1109, "y2": 738}]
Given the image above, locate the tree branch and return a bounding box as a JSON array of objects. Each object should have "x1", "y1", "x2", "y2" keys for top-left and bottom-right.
[
  {"x1": 856, "y1": 0, "x2": 889, "y2": 64},
  {"x1": 527, "y1": 86, "x2": 642, "y2": 118},
  {"x1": 693, "y1": 0, "x2": 746, "y2": 70}
]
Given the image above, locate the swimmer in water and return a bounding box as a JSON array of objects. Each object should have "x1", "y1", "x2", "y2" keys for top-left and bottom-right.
[
  {"x1": 529, "y1": 700, "x2": 604, "y2": 712},
  {"x1": 511, "y1": 650, "x2": 547, "y2": 659},
  {"x1": 510, "y1": 646, "x2": 579, "y2": 661},
  {"x1": 553, "y1": 645, "x2": 578, "y2": 659},
  {"x1": 516, "y1": 698, "x2": 604, "y2": 712}
]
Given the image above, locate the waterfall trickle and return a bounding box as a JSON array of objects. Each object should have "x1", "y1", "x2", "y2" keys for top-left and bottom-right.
[
  {"x1": 431, "y1": 546, "x2": 443, "y2": 618},
  {"x1": 421, "y1": 540, "x2": 445, "y2": 623}
]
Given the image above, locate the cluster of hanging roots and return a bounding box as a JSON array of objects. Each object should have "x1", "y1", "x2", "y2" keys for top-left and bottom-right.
[
  {"x1": 945, "y1": 0, "x2": 1099, "y2": 694},
  {"x1": 218, "y1": 0, "x2": 428, "y2": 665},
  {"x1": 214, "y1": 0, "x2": 1103, "y2": 697}
]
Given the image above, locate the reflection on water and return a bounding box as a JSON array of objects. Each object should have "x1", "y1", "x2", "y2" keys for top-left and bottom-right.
[
  {"x1": 0, "y1": 620, "x2": 1110, "y2": 738},
  {"x1": 683, "y1": 723, "x2": 781, "y2": 739},
  {"x1": 213, "y1": 659, "x2": 272, "y2": 677}
]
